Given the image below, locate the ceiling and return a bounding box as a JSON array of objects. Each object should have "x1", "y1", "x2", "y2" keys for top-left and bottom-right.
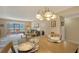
[{"x1": 0, "y1": 6, "x2": 78, "y2": 21}]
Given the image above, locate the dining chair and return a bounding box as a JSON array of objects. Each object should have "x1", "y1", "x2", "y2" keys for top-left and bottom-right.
[{"x1": 1, "y1": 42, "x2": 16, "y2": 53}]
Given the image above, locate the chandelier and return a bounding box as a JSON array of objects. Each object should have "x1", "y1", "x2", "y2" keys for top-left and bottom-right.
[{"x1": 36, "y1": 8, "x2": 57, "y2": 21}]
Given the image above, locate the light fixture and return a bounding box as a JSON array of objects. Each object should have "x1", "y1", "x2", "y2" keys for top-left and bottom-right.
[{"x1": 36, "y1": 8, "x2": 57, "y2": 21}]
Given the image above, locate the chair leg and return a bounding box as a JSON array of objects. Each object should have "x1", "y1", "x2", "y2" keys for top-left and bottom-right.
[{"x1": 75, "y1": 48, "x2": 78, "y2": 53}]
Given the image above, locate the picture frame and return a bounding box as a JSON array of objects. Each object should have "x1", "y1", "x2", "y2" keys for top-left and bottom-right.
[
  {"x1": 61, "y1": 21, "x2": 64, "y2": 26},
  {"x1": 0, "y1": 24, "x2": 4, "y2": 27},
  {"x1": 34, "y1": 23, "x2": 39, "y2": 28},
  {"x1": 51, "y1": 20, "x2": 56, "y2": 27}
]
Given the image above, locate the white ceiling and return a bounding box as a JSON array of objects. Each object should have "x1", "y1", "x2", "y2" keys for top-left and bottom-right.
[{"x1": 0, "y1": 6, "x2": 75, "y2": 21}]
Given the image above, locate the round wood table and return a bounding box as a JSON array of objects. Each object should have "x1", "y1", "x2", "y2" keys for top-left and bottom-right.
[{"x1": 18, "y1": 42, "x2": 34, "y2": 53}]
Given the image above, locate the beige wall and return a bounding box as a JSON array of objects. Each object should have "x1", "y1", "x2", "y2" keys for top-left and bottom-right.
[{"x1": 65, "y1": 17, "x2": 79, "y2": 44}]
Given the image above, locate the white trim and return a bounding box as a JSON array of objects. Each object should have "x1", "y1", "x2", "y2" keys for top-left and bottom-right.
[
  {"x1": 0, "y1": 17, "x2": 33, "y2": 21},
  {"x1": 68, "y1": 40, "x2": 79, "y2": 45}
]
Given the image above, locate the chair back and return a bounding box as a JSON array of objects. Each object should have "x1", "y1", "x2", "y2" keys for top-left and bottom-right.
[{"x1": 1, "y1": 42, "x2": 16, "y2": 53}]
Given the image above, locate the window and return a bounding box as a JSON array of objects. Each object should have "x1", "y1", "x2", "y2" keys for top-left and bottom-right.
[{"x1": 7, "y1": 23, "x2": 25, "y2": 34}]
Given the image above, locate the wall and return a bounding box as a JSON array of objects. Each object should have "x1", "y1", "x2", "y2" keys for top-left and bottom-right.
[
  {"x1": 65, "y1": 17, "x2": 79, "y2": 44},
  {"x1": 0, "y1": 19, "x2": 32, "y2": 38},
  {"x1": 60, "y1": 17, "x2": 65, "y2": 40},
  {"x1": 32, "y1": 16, "x2": 64, "y2": 37}
]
